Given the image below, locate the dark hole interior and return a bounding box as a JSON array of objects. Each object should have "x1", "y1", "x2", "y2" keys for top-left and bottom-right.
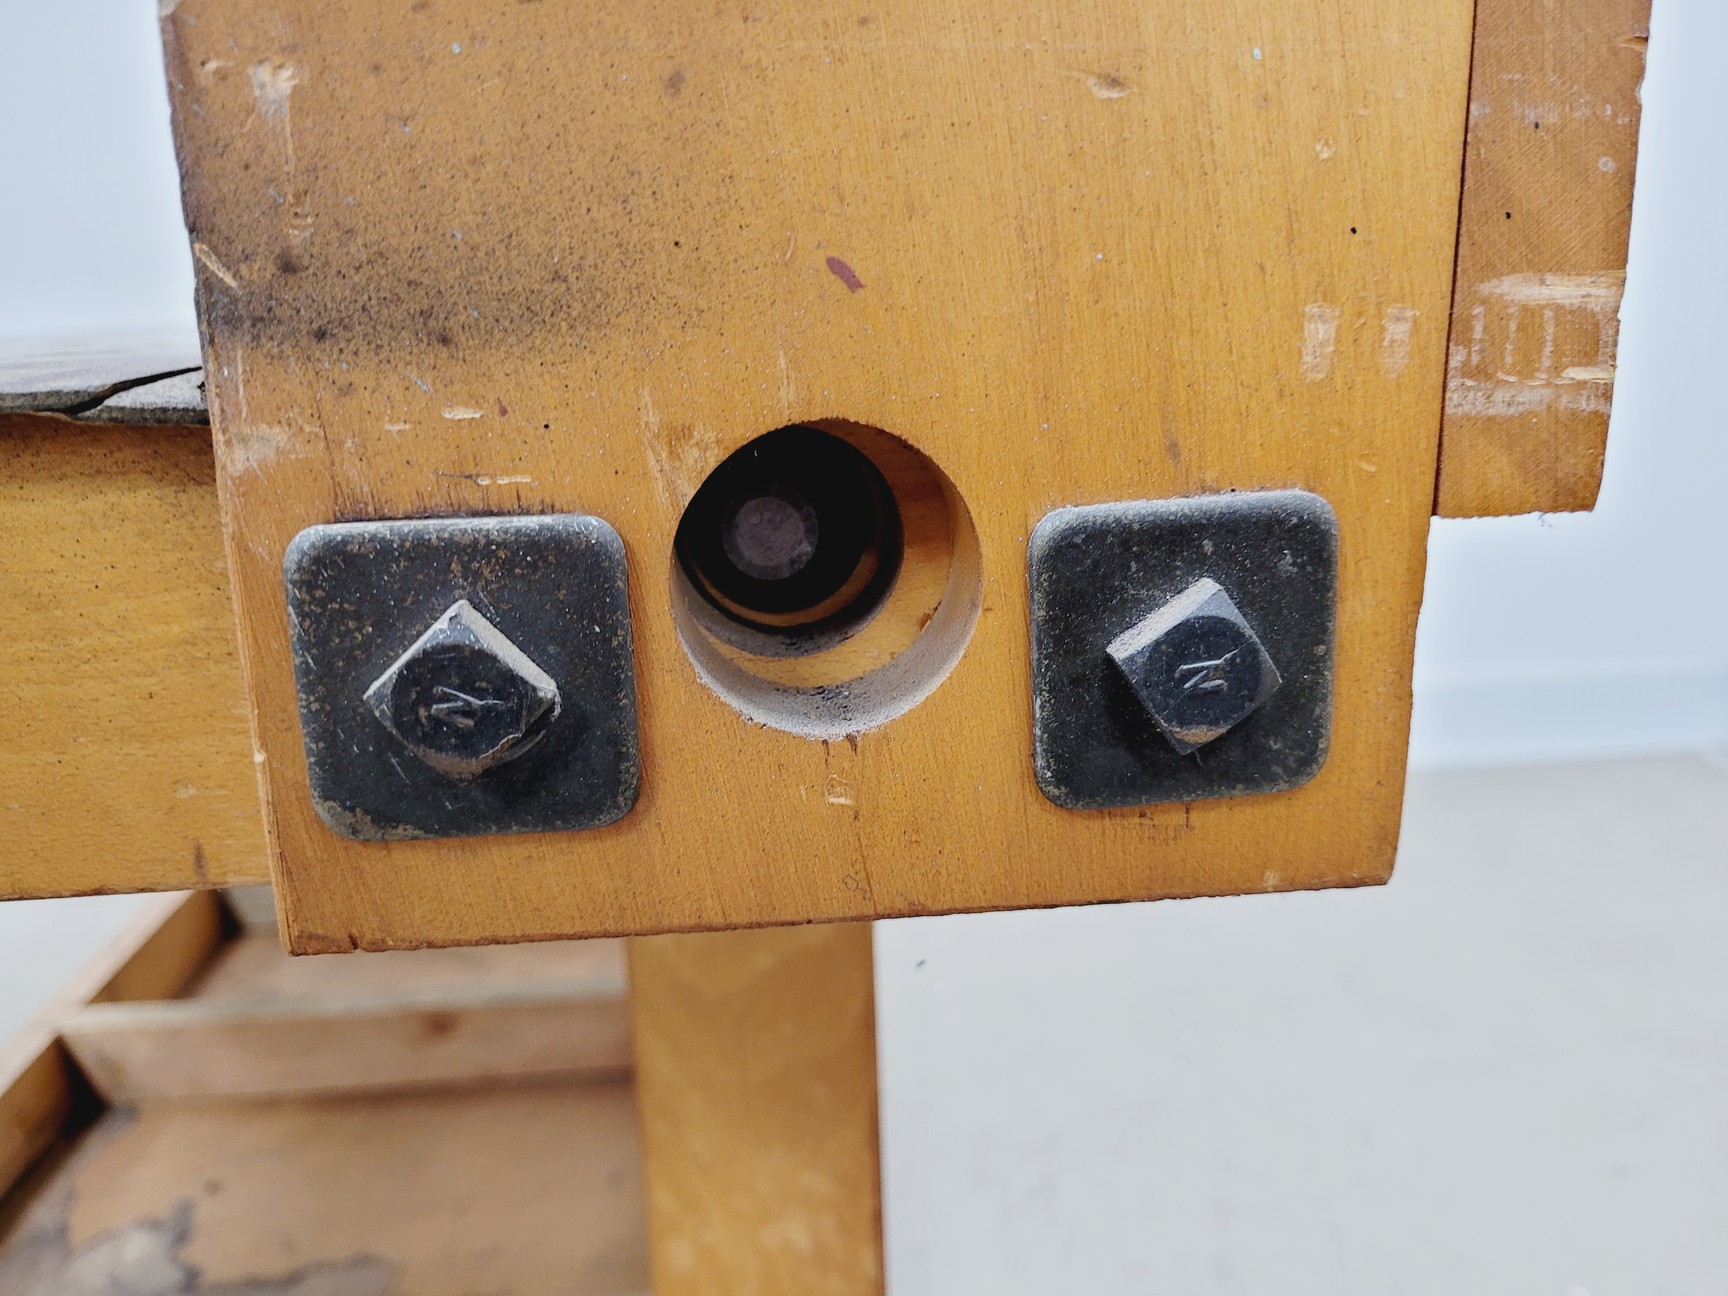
[{"x1": 674, "y1": 425, "x2": 903, "y2": 643}]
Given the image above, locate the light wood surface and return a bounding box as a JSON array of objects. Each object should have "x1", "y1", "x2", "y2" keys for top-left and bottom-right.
[
  {"x1": 61, "y1": 991, "x2": 632, "y2": 1104},
  {"x1": 0, "y1": 893, "x2": 213, "y2": 1201},
  {"x1": 63, "y1": 932, "x2": 632, "y2": 1103},
  {"x1": 1, "y1": 895, "x2": 649, "y2": 1288},
  {"x1": 186, "y1": 926, "x2": 626, "y2": 1003},
  {"x1": 0, "y1": 1083, "x2": 649, "y2": 1294},
  {"x1": 0, "y1": 1028, "x2": 67, "y2": 1221},
  {"x1": 164, "y1": 0, "x2": 1477, "y2": 949},
  {"x1": 630, "y1": 924, "x2": 883, "y2": 1296},
  {"x1": 1436, "y1": 0, "x2": 1650, "y2": 517},
  {"x1": 0, "y1": 4, "x2": 1650, "y2": 908},
  {"x1": 85, "y1": 890, "x2": 229, "y2": 1008},
  {"x1": 0, "y1": 418, "x2": 266, "y2": 900}
]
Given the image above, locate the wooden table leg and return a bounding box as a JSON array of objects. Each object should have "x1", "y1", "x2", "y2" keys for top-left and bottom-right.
[{"x1": 628, "y1": 922, "x2": 883, "y2": 1296}]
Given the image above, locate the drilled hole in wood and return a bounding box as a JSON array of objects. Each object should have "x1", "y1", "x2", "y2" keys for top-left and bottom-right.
[{"x1": 671, "y1": 420, "x2": 982, "y2": 739}]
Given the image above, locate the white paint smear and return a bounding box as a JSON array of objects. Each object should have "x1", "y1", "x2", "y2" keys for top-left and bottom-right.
[
  {"x1": 249, "y1": 59, "x2": 298, "y2": 121},
  {"x1": 1380, "y1": 305, "x2": 1419, "y2": 379},
  {"x1": 1446, "y1": 381, "x2": 1612, "y2": 418},
  {"x1": 1479, "y1": 272, "x2": 1624, "y2": 310},
  {"x1": 1300, "y1": 305, "x2": 1342, "y2": 382}
]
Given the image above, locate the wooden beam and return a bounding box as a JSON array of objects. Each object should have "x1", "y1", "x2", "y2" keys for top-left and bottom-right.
[
  {"x1": 163, "y1": 0, "x2": 1478, "y2": 949},
  {"x1": 630, "y1": 924, "x2": 883, "y2": 1296},
  {"x1": 62, "y1": 972, "x2": 631, "y2": 1104},
  {"x1": 0, "y1": 417, "x2": 267, "y2": 899},
  {"x1": 1436, "y1": 0, "x2": 1651, "y2": 516}
]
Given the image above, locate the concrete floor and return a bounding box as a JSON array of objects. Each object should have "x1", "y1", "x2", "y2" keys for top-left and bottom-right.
[
  {"x1": 878, "y1": 756, "x2": 1728, "y2": 1295},
  {"x1": 2, "y1": 757, "x2": 1724, "y2": 1293}
]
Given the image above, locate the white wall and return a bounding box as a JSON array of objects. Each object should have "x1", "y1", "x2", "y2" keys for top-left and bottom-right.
[
  {"x1": 0, "y1": 5, "x2": 196, "y2": 344},
  {"x1": 1, "y1": 1, "x2": 1724, "y2": 770}
]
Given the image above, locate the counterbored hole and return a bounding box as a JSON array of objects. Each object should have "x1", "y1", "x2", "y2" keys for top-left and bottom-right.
[
  {"x1": 674, "y1": 425, "x2": 903, "y2": 655},
  {"x1": 670, "y1": 420, "x2": 982, "y2": 738}
]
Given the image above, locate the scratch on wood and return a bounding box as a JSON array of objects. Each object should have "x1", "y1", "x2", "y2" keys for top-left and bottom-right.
[
  {"x1": 1479, "y1": 271, "x2": 1623, "y2": 310},
  {"x1": 192, "y1": 243, "x2": 241, "y2": 291},
  {"x1": 1445, "y1": 272, "x2": 1623, "y2": 419},
  {"x1": 249, "y1": 58, "x2": 301, "y2": 202},
  {"x1": 641, "y1": 388, "x2": 720, "y2": 512},
  {"x1": 1063, "y1": 68, "x2": 1134, "y2": 99},
  {"x1": 216, "y1": 422, "x2": 293, "y2": 475},
  {"x1": 778, "y1": 349, "x2": 798, "y2": 414},
  {"x1": 434, "y1": 471, "x2": 534, "y2": 486}
]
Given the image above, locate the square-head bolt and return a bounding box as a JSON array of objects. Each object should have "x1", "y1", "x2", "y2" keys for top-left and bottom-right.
[
  {"x1": 363, "y1": 599, "x2": 562, "y2": 782},
  {"x1": 1105, "y1": 578, "x2": 1281, "y2": 754},
  {"x1": 1029, "y1": 489, "x2": 1336, "y2": 809},
  {"x1": 283, "y1": 513, "x2": 639, "y2": 841}
]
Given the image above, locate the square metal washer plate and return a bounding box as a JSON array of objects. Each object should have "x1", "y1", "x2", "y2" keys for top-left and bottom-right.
[
  {"x1": 1029, "y1": 490, "x2": 1337, "y2": 809},
  {"x1": 284, "y1": 514, "x2": 639, "y2": 841}
]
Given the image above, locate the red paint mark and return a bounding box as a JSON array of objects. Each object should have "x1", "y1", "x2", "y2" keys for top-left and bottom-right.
[{"x1": 826, "y1": 256, "x2": 865, "y2": 292}]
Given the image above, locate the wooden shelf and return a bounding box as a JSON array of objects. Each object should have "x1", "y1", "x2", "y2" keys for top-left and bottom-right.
[{"x1": 0, "y1": 893, "x2": 647, "y2": 1294}]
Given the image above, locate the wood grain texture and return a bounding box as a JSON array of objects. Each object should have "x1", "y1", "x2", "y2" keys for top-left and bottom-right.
[
  {"x1": 63, "y1": 932, "x2": 631, "y2": 1103},
  {"x1": 0, "y1": 418, "x2": 266, "y2": 899},
  {"x1": 1436, "y1": 0, "x2": 1650, "y2": 517},
  {"x1": 0, "y1": 1083, "x2": 649, "y2": 1294},
  {"x1": 62, "y1": 987, "x2": 632, "y2": 1104},
  {"x1": 629, "y1": 924, "x2": 882, "y2": 1296},
  {"x1": 185, "y1": 926, "x2": 626, "y2": 1002},
  {"x1": 163, "y1": 0, "x2": 1477, "y2": 948}
]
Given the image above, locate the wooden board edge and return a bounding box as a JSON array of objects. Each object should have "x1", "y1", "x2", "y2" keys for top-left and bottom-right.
[
  {"x1": 630, "y1": 924, "x2": 884, "y2": 1296},
  {"x1": 1434, "y1": 0, "x2": 1651, "y2": 517},
  {"x1": 81, "y1": 891, "x2": 231, "y2": 1008},
  {"x1": 0, "y1": 892, "x2": 229, "y2": 1199},
  {"x1": 59, "y1": 985, "x2": 632, "y2": 1105},
  {"x1": 0, "y1": 1028, "x2": 75, "y2": 1206},
  {"x1": 0, "y1": 415, "x2": 269, "y2": 901}
]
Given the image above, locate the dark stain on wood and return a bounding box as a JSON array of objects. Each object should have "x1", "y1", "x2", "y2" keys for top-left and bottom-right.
[{"x1": 825, "y1": 256, "x2": 865, "y2": 292}]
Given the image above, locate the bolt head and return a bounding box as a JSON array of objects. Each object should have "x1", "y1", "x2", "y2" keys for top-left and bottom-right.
[
  {"x1": 721, "y1": 488, "x2": 821, "y2": 582},
  {"x1": 1106, "y1": 578, "x2": 1281, "y2": 754},
  {"x1": 362, "y1": 599, "x2": 561, "y2": 781}
]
